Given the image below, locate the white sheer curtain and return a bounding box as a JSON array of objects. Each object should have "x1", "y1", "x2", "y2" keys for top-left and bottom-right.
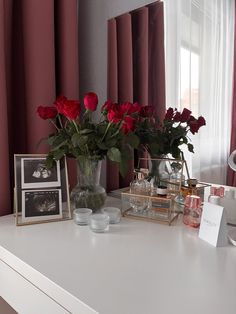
[{"x1": 164, "y1": 0, "x2": 235, "y2": 184}]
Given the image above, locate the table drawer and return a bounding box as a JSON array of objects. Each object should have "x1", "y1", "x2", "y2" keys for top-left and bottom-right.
[{"x1": 0, "y1": 260, "x2": 70, "y2": 314}]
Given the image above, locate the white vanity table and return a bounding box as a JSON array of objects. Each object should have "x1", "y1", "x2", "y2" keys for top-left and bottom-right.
[{"x1": 0, "y1": 196, "x2": 236, "y2": 314}]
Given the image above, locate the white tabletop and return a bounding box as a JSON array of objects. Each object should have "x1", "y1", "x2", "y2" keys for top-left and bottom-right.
[{"x1": 0, "y1": 197, "x2": 236, "y2": 314}]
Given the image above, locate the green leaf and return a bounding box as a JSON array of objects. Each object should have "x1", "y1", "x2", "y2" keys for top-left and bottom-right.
[
  {"x1": 126, "y1": 133, "x2": 140, "y2": 149},
  {"x1": 97, "y1": 142, "x2": 108, "y2": 150},
  {"x1": 72, "y1": 133, "x2": 80, "y2": 147},
  {"x1": 45, "y1": 154, "x2": 55, "y2": 168},
  {"x1": 77, "y1": 135, "x2": 89, "y2": 148},
  {"x1": 182, "y1": 136, "x2": 188, "y2": 144},
  {"x1": 107, "y1": 147, "x2": 121, "y2": 162},
  {"x1": 51, "y1": 140, "x2": 68, "y2": 151},
  {"x1": 53, "y1": 149, "x2": 65, "y2": 160},
  {"x1": 72, "y1": 133, "x2": 89, "y2": 148},
  {"x1": 188, "y1": 143, "x2": 194, "y2": 153},
  {"x1": 47, "y1": 135, "x2": 57, "y2": 145},
  {"x1": 80, "y1": 129, "x2": 94, "y2": 135},
  {"x1": 105, "y1": 137, "x2": 118, "y2": 148}
]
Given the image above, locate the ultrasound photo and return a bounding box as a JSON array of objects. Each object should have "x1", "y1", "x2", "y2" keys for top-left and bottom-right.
[
  {"x1": 22, "y1": 190, "x2": 62, "y2": 222},
  {"x1": 21, "y1": 158, "x2": 61, "y2": 188}
]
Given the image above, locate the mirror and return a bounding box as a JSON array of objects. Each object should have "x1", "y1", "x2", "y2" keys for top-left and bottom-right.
[
  {"x1": 107, "y1": 0, "x2": 234, "y2": 185},
  {"x1": 228, "y1": 151, "x2": 236, "y2": 172}
]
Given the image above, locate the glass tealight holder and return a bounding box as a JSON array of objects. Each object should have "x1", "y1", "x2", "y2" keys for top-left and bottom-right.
[
  {"x1": 103, "y1": 207, "x2": 121, "y2": 224},
  {"x1": 73, "y1": 208, "x2": 92, "y2": 225},
  {"x1": 89, "y1": 213, "x2": 109, "y2": 233}
]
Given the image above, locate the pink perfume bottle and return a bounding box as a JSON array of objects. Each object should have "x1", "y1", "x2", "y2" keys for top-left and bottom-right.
[{"x1": 183, "y1": 195, "x2": 202, "y2": 228}]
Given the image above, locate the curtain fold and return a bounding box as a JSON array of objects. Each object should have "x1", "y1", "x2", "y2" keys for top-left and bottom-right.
[
  {"x1": 107, "y1": 1, "x2": 166, "y2": 191},
  {"x1": 107, "y1": 18, "x2": 119, "y2": 191},
  {"x1": 227, "y1": 1, "x2": 236, "y2": 187},
  {"x1": 0, "y1": 0, "x2": 79, "y2": 216}
]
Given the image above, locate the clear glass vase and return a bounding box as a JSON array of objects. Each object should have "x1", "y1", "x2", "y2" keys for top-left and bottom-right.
[
  {"x1": 149, "y1": 157, "x2": 169, "y2": 188},
  {"x1": 70, "y1": 158, "x2": 106, "y2": 212}
]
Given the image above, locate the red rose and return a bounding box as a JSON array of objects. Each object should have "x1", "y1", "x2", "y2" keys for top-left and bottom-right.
[
  {"x1": 101, "y1": 100, "x2": 116, "y2": 112},
  {"x1": 197, "y1": 116, "x2": 206, "y2": 127},
  {"x1": 107, "y1": 109, "x2": 123, "y2": 123},
  {"x1": 189, "y1": 120, "x2": 200, "y2": 134},
  {"x1": 173, "y1": 111, "x2": 181, "y2": 122},
  {"x1": 37, "y1": 106, "x2": 57, "y2": 120},
  {"x1": 54, "y1": 95, "x2": 67, "y2": 114},
  {"x1": 84, "y1": 92, "x2": 98, "y2": 111},
  {"x1": 132, "y1": 102, "x2": 142, "y2": 114},
  {"x1": 119, "y1": 102, "x2": 141, "y2": 115},
  {"x1": 55, "y1": 96, "x2": 81, "y2": 120},
  {"x1": 122, "y1": 116, "x2": 136, "y2": 134},
  {"x1": 165, "y1": 107, "x2": 174, "y2": 120},
  {"x1": 140, "y1": 105, "x2": 154, "y2": 118},
  {"x1": 180, "y1": 108, "x2": 192, "y2": 122}
]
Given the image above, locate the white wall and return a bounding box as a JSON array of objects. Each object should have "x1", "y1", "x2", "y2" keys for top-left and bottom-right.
[{"x1": 79, "y1": 0, "x2": 157, "y2": 186}]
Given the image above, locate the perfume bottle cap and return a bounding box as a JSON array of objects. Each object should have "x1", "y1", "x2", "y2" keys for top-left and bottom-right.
[{"x1": 187, "y1": 178, "x2": 198, "y2": 187}]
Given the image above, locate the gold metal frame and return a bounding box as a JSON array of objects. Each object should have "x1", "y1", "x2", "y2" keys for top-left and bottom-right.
[
  {"x1": 121, "y1": 188, "x2": 180, "y2": 225},
  {"x1": 14, "y1": 154, "x2": 72, "y2": 226}
]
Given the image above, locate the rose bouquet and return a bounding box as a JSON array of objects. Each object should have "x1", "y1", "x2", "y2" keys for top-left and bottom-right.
[
  {"x1": 136, "y1": 107, "x2": 206, "y2": 159},
  {"x1": 37, "y1": 93, "x2": 151, "y2": 176}
]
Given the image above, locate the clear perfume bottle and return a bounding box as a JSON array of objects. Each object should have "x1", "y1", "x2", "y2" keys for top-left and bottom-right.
[
  {"x1": 169, "y1": 162, "x2": 185, "y2": 192},
  {"x1": 129, "y1": 170, "x2": 151, "y2": 213}
]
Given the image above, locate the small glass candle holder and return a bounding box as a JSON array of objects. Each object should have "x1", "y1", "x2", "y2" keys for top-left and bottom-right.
[
  {"x1": 73, "y1": 208, "x2": 92, "y2": 225},
  {"x1": 89, "y1": 213, "x2": 109, "y2": 233},
  {"x1": 103, "y1": 207, "x2": 121, "y2": 224},
  {"x1": 183, "y1": 195, "x2": 202, "y2": 228}
]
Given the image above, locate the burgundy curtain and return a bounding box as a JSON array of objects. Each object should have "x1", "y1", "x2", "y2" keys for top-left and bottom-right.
[
  {"x1": 107, "y1": 1, "x2": 166, "y2": 191},
  {"x1": 0, "y1": 0, "x2": 79, "y2": 216},
  {"x1": 227, "y1": 1, "x2": 236, "y2": 187}
]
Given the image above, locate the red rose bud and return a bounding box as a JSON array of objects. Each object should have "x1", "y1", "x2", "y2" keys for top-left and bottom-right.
[
  {"x1": 122, "y1": 116, "x2": 136, "y2": 134},
  {"x1": 37, "y1": 106, "x2": 57, "y2": 120},
  {"x1": 165, "y1": 107, "x2": 174, "y2": 120},
  {"x1": 140, "y1": 105, "x2": 154, "y2": 118},
  {"x1": 180, "y1": 108, "x2": 192, "y2": 122},
  {"x1": 84, "y1": 92, "x2": 98, "y2": 111},
  {"x1": 197, "y1": 116, "x2": 206, "y2": 127}
]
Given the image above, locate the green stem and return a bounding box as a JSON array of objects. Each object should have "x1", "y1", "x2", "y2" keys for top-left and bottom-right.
[
  {"x1": 110, "y1": 123, "x2": 122, "y2": 139},
  {"x1": 50, "y1": 119, "x2": 60, "y2": 131},
  {"x1": 101, "y1": 122, "x2": 111, "y2": 142},
  {"x1": 72, "y1": 120, "x2": 79, "y2": 133},
  {"x1": 58, "y1": 115, "x2": 63, "y2": 129}
]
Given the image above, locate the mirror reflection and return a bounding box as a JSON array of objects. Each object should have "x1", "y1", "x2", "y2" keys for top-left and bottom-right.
[{"x1": 107, "y1": 0, "x2": 234, "y2": 186}]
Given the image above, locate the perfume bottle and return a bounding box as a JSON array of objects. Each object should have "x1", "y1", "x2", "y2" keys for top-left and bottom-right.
[
  {"x1": 169, "y1": 162, "x2": 185, "y2": 192},
  {"x1": 129, "y1": 170, "x2": 151, "y2": 213},
  {"x1": 183, "y1": 195, "x2": 202, "y2": 228}
]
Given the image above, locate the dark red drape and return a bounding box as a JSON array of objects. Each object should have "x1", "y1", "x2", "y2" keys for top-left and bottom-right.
[
  {"x1": 107, "y1": 1, "x2": 166, "y2": 191},
  {"x1": 0, "y1": 0, "x2": 79, "y2": 216},
  {"x1": 227, "y1": 0, "x2": 236, "y2": 187}
]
